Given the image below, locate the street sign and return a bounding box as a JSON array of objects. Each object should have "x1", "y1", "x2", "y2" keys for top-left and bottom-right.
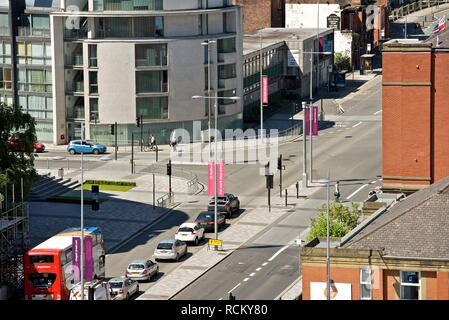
[
  {"x1": 208, "y1": 161, "x2": 214, "y2": 196},
  {"x1": 208, "y1": 239, "x2": 223, "y2": 247},
  {"x1": 218, "y1": 161, "x2": 224, "y2": 197},
  {"x1": 305, "y1": 106, "x2": 319, "y2": 136},
  {"x1": 327, "y1": 14, "x2": 340, "y2": 30}
]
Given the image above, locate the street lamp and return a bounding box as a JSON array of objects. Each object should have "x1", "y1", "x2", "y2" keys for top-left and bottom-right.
[
  {"x1": 80, "y1": 122, "x2": 85, "y2": 300},
  {"x1": 192, "y1": 94, "x2": 240, "y2": 244},
  {"x1": 318, "y1": 176, "x2": 331, "y2": 301},
  {"x1": 201, "y1": 39, "x2": 216, "y2": 160}
]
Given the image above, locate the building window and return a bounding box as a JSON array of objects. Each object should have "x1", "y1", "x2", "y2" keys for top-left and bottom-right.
[
  {"x1": 136, "y1": 70, "x2": 168, "y2": 93},
  {"x1": 400, "y1": 271, "x2": 420, "y2": 300},
  {"x1": 0, "y1": 41, "x2": 11, "y2": 64},
  {"x1": 94, "y1": 0, "x2": 163, "y2": 11},
  {"x1": 89, "y1": 44, "x2": 97, "y2": 67},
  {"x1": 218, "y1": 63, "x2": 236, "y2": 79},
  {"x1": 98, "y1": 16, "x2": 164, "y2": 38},
  {"x1": 218, "y1": 88, "x2": 236, "y2": 114},
  {"x1": 89, "y1": 71, "x2": 98, "y2": 94},
  {"x1": 17, "y1": 42, "x2": 52, "y2": 65},
  {"x1": 360, "y1": 268, "x2": 372, "y2": 300},
  {"x1": 135, "y1": 44, "x2": 167, "y2": 67},
  {"x1": 218, "y1": 37, "x2": 236, "y2": 53},
  {"x1": 90, "y1": 98, "x2": 99, "y2": 122},
  {"x1": 0, "y1": 66, "x2": 11, "y2": 90},
  {"x1": 136, "y1": 96, "x2": 168, "y2": 119},
  {"x1": 0, "y1": 13, "x2": 9, "y2": 36},
  {"x1": 19, "y1": 95, "x2": 53, "y2": 120}
]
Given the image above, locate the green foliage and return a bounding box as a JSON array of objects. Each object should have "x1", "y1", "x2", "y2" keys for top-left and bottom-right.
[
  {"x1": 334, "y1": 52, "x2": 352, "y2": 72},
  {"x1": 307, "y1": 202, "x2": 361, "y2": 241},
  {"x1": 83, "y1": 180, "x2": 136, "y2": 187},
  {"x1": 0, "y1": 103, "x2": 38, "y2": 201}
]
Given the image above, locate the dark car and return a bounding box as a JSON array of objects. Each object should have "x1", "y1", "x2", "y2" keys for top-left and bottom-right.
[
  {"x1": 207, "y1": 193, "x2": 240, "y2": 218},
  {"x1": 194, "y1": 211, "x2": 226, "y2": 232}
]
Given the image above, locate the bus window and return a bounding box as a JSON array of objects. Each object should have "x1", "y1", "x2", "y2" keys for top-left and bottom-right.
[
  {"x1": 30, "y1": 255, "x2": 54, "y2": 264},
  {"x1": 28, "y1": 273, "x2": 57, "y2": 288}
]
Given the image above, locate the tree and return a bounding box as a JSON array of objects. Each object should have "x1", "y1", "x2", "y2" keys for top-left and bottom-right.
[
  {"x1": 307, "y1": 202, "x2": 361, "y2": 241},
  {"x1": 334, "y1": 52, "x2": 352, "y2": 72},
  {"x1": 0, "y1": 103, "x2": 37, "y2": 202}
]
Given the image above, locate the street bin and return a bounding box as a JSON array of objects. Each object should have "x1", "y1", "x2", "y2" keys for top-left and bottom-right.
[{"x1": 58, "y1": 168, "x2": 64, "y2": 179}]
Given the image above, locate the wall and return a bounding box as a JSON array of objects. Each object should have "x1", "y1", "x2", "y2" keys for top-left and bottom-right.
[
  {"x1": 233, "y1": 0, "x2": 271, "y2": 33},
  {"x1": 285, "y1": 3, "x2": 340, "y2": 29},
  {"x1": 164, "y1": 15, "x2": 200, "y2": 37},
  {"x1": 163, "y1": 0, "x2": 198, "y2": 10}
]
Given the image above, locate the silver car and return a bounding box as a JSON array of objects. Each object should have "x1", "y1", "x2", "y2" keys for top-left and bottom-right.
[
  {"x1": 109, "y1": 277, "x2": 139, "y2": 300},
  {"x1": 154, "y1": 239, "x2": 187, "y2": 261},
  {"x1": 125, "y1": 259, "x2": 159, "y2": 282}
]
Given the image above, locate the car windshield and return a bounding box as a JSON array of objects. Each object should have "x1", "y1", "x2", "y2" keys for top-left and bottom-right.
[
  {"x1": 128, "y1": 264, "x2": 144, "y2": 270},
  {"x1": 109, "y1": 281, "x2": 124, "y2": 289},
  {"x1": 157, "y1": 242, "x2": 173, "y2": 249},
  {"x1": 209, "y1": 201, "x2": 226, "y2": 205},
  {"x1": 198, "y1": 213, "x2": 214, "y2": 220},
  {"x1": 178, "y1": 227, "x2": 194, "y2": 233}
]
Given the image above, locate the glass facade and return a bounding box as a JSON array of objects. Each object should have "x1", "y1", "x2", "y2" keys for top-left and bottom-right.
[
  {"x1": 136, "y1": 96, "x2": 168, "y2": 119},
  {"x1": 0, "y1": 66, "x2": 12, "y2": 90},
  {"x1": 19, "y1": 14, "x2": 51, "y2": 37},
  {"x1": 94, "y1": 0, "x2": 163, "y2": 11},
  {"x1": 0, "y1": 13, "x2": 8, "y2": 36},
  {"x1": 18, "y1": 95, "x2": 53, "y2": 120},
  {"x1": 135, "y1": 43, "x2": 167, "y2": 66},
  {"x1": 136, "y1": 70, "x2": 167, "y2": 93},
  {"x1": 17, "y1": 41, "x2": 52, "y2": 65},
  {"x1": 218, "y1": 37, "x2": 236, "y2": 53},
  {"x1": 0, "y1": 41, "x2": 11, "y2": 64},
  {"x1": 18, "y1": 69, "x2": 52, "y2": 93},
  {"x1": 96, "y1": 17, "x2": 163, "y2": 38},
  {"x1": 218, "y1": 63, "x2": 236, "y2": 79}
]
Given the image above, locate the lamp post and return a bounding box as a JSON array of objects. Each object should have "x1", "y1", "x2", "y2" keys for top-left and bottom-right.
[
  {"x1": 259, "y1": 32, "x2": 264, "y2": 139},
  {"x1": 201, "y1": 40, "x2": 216, "y2": 160},
  {"x1": 318, "y1": 175, "x2": 331, "y2": 301},
  {"x1": 80, "y1": 122, "x2": 85, "y2": 300},
  {"x1": 192, "y1": 94, "x2": 240, "y2": 244}
]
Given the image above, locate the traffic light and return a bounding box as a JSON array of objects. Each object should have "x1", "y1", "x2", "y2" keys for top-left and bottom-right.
[
  {"x1": 266, "y1": 174, "x2": 273, "y2": 189},
  {"x1": 277, "y1": 155, "x2": 282, "y2": 170},
  {"x1": 167, "y1": 160, "x2": 172, "y2": 176},
  {"x1": 91, "y1": 185, "x2": 100, "y2": 211},
  {"x1": 109, "y1": 124, "x2": 115, "y2": 135},
  {"x1": 136, "y1": 116, "x2": 141, "y2": 128}
]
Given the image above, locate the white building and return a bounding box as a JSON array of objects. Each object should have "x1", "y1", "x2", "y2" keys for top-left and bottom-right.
[{"x1": 47, "y1": 0, "x2": 244, "y2": 145}]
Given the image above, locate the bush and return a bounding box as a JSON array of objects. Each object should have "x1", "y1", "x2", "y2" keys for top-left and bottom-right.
[
  {"x1": 83, "y1": 180, "x2": 136, "y2": 187},
  {"x1": 334, "y1": 52, "x2": 352, "y2": 72},
  {"x1": 307, "y1": 202, "x2": 361, "y2": 241}
]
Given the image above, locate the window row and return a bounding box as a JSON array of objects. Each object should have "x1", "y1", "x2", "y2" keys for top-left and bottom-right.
[
  {"x1": 135, "y1": 44, "x2": 167, "y2": 67},
  {"x1": 18, "y1": 69, "x2": 52, "y2": 93},
  {"x1": 93, "y1": 0, "x2": 163, "y2": 11},
  {"x1": 18, "y1": 95, "x2": 53, "y2": 120},
  {"x1": 96, "y1": 16, "x2": 164, "y2": 38},
  {"x1": 17, "y1": 42, "x2": 52, "y2": 65},
  {"x1": 19, "y1": 14, "x2": 51, "y2": 37}
]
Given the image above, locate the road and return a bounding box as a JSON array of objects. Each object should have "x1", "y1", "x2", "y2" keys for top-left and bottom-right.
[{"x1": 172, "y1": 76, "x2": 382, "y2": 300}]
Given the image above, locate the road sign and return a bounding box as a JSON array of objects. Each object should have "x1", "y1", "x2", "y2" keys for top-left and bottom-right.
[{"x1": 208, "y1": 239, "x2": 223, "y2": 247}]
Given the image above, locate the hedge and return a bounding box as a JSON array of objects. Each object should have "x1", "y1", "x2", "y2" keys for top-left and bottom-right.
[{"x1": 83, "y1": 180, "x2": 136, "y2": 187}]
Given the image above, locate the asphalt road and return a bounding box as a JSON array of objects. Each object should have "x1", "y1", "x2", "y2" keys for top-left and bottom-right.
[{"x1": 172, "y1": 76, "x2": 382, "y2": 300}]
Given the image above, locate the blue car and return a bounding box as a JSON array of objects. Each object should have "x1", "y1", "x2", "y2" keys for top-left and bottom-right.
[{"x1": 67, "y1": 140, "x2": 107, "y2": 155}]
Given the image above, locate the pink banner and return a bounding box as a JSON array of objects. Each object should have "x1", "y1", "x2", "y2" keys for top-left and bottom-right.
[
  {"x1": 262, "y1": 75, "x2": 268, "y2": 104},
  {"x1": 72, "y1": 236, "x2": 93, "y2": 282},
  {"x1": 84, "y1": 237, "x2": 93, "y2": 282},
  {"x1": 217, "y1": 161, "x2": 224, "y2": 197},
  {"x1": 208, "y1": 161, "x2": 214, "y2": 196},
  {"x1": 72, "y1": 237, "x2": 81, "y2": 283},
  {"x1": 305, "y1": 105, "x2": 319, "y2": 136}
]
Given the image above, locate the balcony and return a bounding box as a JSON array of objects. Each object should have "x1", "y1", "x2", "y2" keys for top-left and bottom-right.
[
  {"x1": 67, "y1": 81, "x2": 84, "y2": 94},
  {"x1": 66, "y1": 54, "x2": 84, "y2": 67},
  {"x1": 64, "y1": 28, "x2": 88, "y2": 40},
  {"x1": 18, "y1": 27, "x2": 51, "y2": 38}
]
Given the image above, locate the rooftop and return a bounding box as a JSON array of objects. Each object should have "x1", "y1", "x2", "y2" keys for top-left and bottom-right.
[
  {"x1": 340, "y1": 176, "x2": 449, "y2": 260},
  {"x1": 243, "y1": 28, "x2": 333, "y2": 56}
]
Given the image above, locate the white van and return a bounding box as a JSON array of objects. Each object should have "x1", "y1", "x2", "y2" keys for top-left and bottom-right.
[{"x1": 69, "y1": 280, "x2": 112, "y2": 300}]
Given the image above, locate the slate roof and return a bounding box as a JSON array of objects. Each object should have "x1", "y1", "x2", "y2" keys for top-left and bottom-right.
[{"x1": 341, "y1": 176, "x2": 449, "y2": 260}]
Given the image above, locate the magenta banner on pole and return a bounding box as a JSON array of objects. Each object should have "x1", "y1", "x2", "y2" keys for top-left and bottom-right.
[
  {"x1": 305, "y1": 106, "x2": 319, "y2": 136},
  {"x1": 217, "y1": 161, "x2": 225, "y2": 197},
  {"x1": 208, "y1": 161, "x2": 214, "y2": 196},
  {"x1": 72, "y1": 237, "x2": 81, "y2": 283},
  {"x1": 84, "y1": 237, "x2": 93, "y2": 282},
  {"x1": 262, "y1": 75, "x2": 269, "y2": 104}
]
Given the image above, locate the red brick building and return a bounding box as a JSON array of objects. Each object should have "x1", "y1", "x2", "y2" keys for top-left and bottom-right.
[
  {"x1": 382, "y1": 31, "x2": 449, "y2": 191},
  {"x1": 301, "y1": 176, "x2": 449, "y2": 300},
  {"x1": 232, "y1": 0, "x2": 285, "y2": 33}
]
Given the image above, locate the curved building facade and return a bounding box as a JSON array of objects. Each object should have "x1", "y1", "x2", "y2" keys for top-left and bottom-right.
[{"x1": 50, "y1": 0, "x2": 243, "y2": 145}]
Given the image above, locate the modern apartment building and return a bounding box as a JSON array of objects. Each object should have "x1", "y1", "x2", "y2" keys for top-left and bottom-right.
[{"x1": 5, "y1": 0, "x2": 244, "y2": 145}]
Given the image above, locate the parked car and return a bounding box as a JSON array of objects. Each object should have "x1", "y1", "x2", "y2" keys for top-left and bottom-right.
[
  {"x1": 125, "y1": 259, "x2": 159, "y2": 282},
  {"x1": 108, "y1": 276, "x2": 139, "y2": 300},
  {"x1": 194, "y1": 211, "x2": 226, "y2": 232},
  {"x1": 175, "y1": 222, "x2": 205, "y2": 246},
  {"x1": 7, "y1": 137, "x2": 45, "y2": 153},
  {"x1": 154, "y1": 239, "x2": 187, "y2": 261},
  {"x1": 208, "y1": 193, "x2": 240, "y2": 218},
  {"x1": 33, "y1": 142, "x2": 45, "y2": 153},
  {"x1": 67, "y1": 140, "x2": 107, "y2": 155}
]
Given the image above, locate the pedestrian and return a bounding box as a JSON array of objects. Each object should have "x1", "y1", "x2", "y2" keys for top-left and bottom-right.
[
  {"x1": 170, "y1": 130, "x2": 177, "y2": 151},
  {"x1": 149, "y1": 134, "x2": 156, "y2": 150},
  {"x1": 334, "y1": 180, "x2": 341, "y2": 203}
]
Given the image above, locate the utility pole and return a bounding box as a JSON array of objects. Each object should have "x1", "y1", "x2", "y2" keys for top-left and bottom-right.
[
  {"x1": 131, "y1": 132, "x2": 134, "y2": 174},
  {"x1": 152, "y1": 173, "x2": 155, "y2": 210},
  {"x1": 140, "y1": 116, "x2": 143, "y2": 152},
  {"x1": 80, "y1": 122, "x2": 85, "y2": 300},
  {"x1": 278, "y1": 154, "x2": 283, "y2": 197},
  {"x1": 259, "y1": 32, "x2": 264, "y2": 138},
  {"x1": 114, "y1": 121, "x2": 118, "y2": 161},
  {"x1": 302, "y1": 101, "x2": 308, "y2": 188}
]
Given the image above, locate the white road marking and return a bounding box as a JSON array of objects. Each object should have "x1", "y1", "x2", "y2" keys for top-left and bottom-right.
[
  {"x1": 352, "y1": 122, "x2": 362, "y2": 128},
  {"x1": 256, "y1": 267, "x2": 262, "y2": 271},
  {"x1": 249, "y1": 272, "x2": 256, "y2": 277},
  {"x1": 268, "y1": 245, "x2": 290, "y2": 262},
  {"x1": 243, "y1": 278, "x2": 250, "y2": 282},
  {"x1": 374, "y1": 110, "x2": 382, "y2": 115},
  {"x1": 346, "y1": 184, "x2": 370, "y2": 200},
  {"x1": 262, "y1": 262, "x2": 268, "y2": 266},
  {"x1": 228, "y1": 283, "x2": 241, "y2": 293}
]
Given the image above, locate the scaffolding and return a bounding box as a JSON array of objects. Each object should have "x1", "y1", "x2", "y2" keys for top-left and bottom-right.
[{"x1": 0, "y1": 201, "x2": 29, "y2": 300}]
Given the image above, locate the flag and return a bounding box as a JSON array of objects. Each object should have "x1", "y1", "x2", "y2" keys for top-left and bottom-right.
[{"x1": 433, "y1": 16, "x2": 447, "y2": 34}]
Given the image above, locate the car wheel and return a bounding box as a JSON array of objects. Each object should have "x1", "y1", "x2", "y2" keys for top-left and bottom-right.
[
  {"x1": 195, "y1": 237, "x2": 199, "y2": 246},
  {"x1": 126, "y1": 293, "x2": 130, "y2": 300},
  {"x1": 93, "y1": 149, "x2": 100, "y2": 155},
  {"x1": 69, "y1": 149, "x2": 75, "y2": 155}
]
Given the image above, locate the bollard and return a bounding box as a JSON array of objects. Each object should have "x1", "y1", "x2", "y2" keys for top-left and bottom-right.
[
  {"x1": 285, "y1": 189, "x2": 288, "y2": 207},
  {"x1": 296, "y1": 181, "x2": 299, "y2": 199},
  {"x1": 47, "y1": 158, "x2": 49, "y2": 169},
  {"x1": 156, "y1": 146, "x2": 159, "y2": 162},
  {"x1": 67, "y1": 158, "x2": 70, "y2": 171}
]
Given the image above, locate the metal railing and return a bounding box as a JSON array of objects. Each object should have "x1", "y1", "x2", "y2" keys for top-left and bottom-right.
[
  {"x1": 389, "y1": 0, "x2": 449, "y2": 21},
  {"x1": 34, "y1": 157, "x2": 95, "y2": 171},
  {"x1": 156, "y1": 192, "x2": 174, "y2": 208}
]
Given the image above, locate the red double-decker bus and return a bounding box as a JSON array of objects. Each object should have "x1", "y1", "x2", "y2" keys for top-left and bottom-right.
[{"x1": 24, "y1": 227, "x2": 105, "y2": 300}]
